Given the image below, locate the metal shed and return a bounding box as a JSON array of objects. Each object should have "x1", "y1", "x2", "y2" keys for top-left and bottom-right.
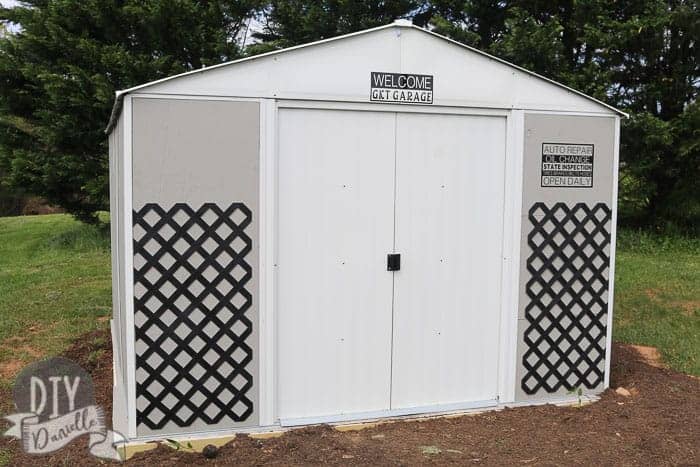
[{"x1": 107, "y1": 20, "x2": 625, "y2": 442}]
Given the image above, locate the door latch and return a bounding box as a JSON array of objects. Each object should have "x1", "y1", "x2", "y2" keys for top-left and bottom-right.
[{"x1": 387, "y1": 253, "x2": 401, "y2": 271}]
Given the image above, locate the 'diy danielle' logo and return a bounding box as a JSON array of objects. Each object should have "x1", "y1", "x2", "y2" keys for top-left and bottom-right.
[{"x1": 4, "y1": 357, "x2": 124, "y2": 460}]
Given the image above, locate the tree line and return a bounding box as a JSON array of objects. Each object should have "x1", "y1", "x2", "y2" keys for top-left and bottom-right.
[{"x1": 0, "y1": 1, "x2": 697, "y2": 232}]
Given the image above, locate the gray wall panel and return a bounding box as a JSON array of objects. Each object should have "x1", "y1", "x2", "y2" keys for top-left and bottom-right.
[
  {"x1": 131, "y1": 98, "x2": 260, "y2": 436},
  {"x1": 522, "y1": 114, "x2": 615, "y2": 207},
  {"x1": 132, "y1": 98, "x2": 259, "y2": 207},
  {"x1": 518, "y1": 114, "x2": 615, "y2": 322},
  {"x1": 515, "y1": 114, "x2": 615, "y2": 402}
]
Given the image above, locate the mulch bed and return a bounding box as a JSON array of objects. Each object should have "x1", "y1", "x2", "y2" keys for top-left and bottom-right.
[{"x1": 1, "y1": 330, "x2": 698, "y2": 465}]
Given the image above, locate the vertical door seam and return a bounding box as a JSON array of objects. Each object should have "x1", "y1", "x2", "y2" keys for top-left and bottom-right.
[{"x1": 389, "y1": 112, "x2": 398, "y2": 409}]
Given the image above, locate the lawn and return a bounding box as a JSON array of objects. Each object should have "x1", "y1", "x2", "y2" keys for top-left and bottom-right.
[
  {"x1": 613, "y1": 229, "x2": 699, "y2": 375},
  {"x1": 0, "y1": 214, "x2": 112, "y2": 390},
  {"x1": 0, "y1": 213, "x2": 697, "y2": 392}
]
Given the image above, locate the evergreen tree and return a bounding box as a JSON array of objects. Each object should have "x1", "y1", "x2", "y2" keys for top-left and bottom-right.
[
  {"x1": 603, "y1": 0, "x2": 698, "y2": 230},
  {"x1": 425, "y1": 0, "x2": 509, "y2": 49},
  {"x1": 0, "y1": 0, "x2": 263, "y2": 223},
  {"x1": 427, "y1": 0, "x2": 699, "y2": 232},
  {"x1": 251, "y1": 0, "x2": 420, "y2": 52},
  {"x1": 0, "y1": 0, "x2": 696, "y2": 230}
]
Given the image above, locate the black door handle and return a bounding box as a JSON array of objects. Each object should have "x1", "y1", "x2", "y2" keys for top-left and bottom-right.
[{"x1": 387, "y1": 253, "x2": 401, "y2": 271}]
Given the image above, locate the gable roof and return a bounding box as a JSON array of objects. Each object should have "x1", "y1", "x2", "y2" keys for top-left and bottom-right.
[{"x1": 106, "y1": 21, "x2": 625, "y2": 133}]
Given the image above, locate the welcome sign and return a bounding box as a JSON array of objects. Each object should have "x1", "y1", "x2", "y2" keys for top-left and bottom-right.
[{"x1": 370, "y1": 72, "x2": 433, "y2": 104}]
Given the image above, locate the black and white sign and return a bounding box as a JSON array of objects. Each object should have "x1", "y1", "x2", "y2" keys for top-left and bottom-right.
[
  {"x1": 370, "y1": 72, "x2": 433, "y2": 104},
  {"x1": 541, "y1": 143, "x2": 594, "y2": 188}
]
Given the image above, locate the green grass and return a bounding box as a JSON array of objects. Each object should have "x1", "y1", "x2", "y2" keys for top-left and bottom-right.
[
  {"x1": 0, "y1": 214, "x2": 697, "y2": 398},
  {"x1": 613, "y1": 230, "x2": 699, "y2": 375},
  {"x1": 0, "y1": 448, "x2": 10, "y2": 467},
  {"x1": 0, "y1": 214, "x2": 112, "y2": 391}
]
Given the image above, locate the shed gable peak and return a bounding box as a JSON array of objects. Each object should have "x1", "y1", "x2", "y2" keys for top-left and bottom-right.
[{"x1": 107, "y1": 23, "x2": 623, "y2": 133}]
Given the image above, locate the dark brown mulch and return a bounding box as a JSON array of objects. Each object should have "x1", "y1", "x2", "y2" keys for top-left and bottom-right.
[{"x1": 1, "y1": 332, "x2": 698, "y2": 466}]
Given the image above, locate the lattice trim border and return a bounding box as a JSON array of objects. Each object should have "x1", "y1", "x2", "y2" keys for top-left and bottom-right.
[
  {"x1": 521, "y1": 202, "x2": 612, "y2": 395},
  {"x1": 133, "y1": 202, "x2": 254, "y2": 429}
]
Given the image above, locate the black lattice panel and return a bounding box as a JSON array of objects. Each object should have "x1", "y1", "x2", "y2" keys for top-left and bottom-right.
[
  {"x1": 133, "y1": 203, "x2": 254, "y2": 430},
  {"x1": 521, "y1": 202, "x2": 612, "y2": 395}
]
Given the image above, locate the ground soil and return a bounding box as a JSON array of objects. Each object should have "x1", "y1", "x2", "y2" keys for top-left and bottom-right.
[
  {"x1": 1, "y1": 331, "x2": 698, "y2": 466},
  {"x1": 20, "y1": 197, "x2": 64, "y2": 216}
]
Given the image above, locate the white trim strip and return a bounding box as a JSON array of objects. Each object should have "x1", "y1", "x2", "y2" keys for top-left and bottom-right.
[
  {"x1": 604, "y1": 116, "x2": 621, "y2": 389},
  {"x1": 121, "y1": 93, "x2": 616, "y2": 118},
  {"x1": 122, "y1": 95, "x2": 137, "y2": 439},
  {"x1": 258, "y1": 98, "x2": 278, "y2": 426},
  {"x1": 279, "y1": 399, "x2": 498, "y2": 427},
  {"x1": 128, "y1": 93, "x2": 262, "y2": 103},
  {"x1": 277, "y1": 99, "x2": 510, "y2": 115},
  {"x1": 497, "y1": 109, "x2": 524, "y2": 404},
  {"x1": 520, "y1": 109, "x2": 620, "y2": 117}
]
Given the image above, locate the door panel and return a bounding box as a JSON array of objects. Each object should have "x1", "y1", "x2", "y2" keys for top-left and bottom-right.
[
  {"x1": 277, "y1": 109, "x2": 396, "y2": 420},
  {"x1": 391, "y1": 113, "x2": 506, "y2": 408}
]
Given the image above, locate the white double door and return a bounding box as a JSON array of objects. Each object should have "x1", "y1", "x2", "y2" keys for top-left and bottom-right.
[{"x1": 277, "y1": 108, "x2": 506, "y2": 423}]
